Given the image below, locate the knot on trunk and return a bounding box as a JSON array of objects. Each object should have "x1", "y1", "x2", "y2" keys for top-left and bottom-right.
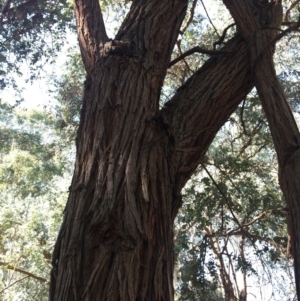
[{"x1": 99, "y1": 40, "x2": 134, "y2": 58}]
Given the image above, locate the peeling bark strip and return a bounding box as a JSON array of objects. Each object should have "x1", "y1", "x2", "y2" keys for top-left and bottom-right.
[
  {"x1": 46, "y1": 0, "x2": 287, "y2": 300},
  {"x1": 224, "y1": 0, "x2": 300, "y2": 297}
]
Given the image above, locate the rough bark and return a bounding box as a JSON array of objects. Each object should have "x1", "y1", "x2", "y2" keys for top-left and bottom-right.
[
  {"x1": 223, "y1": 0, "x2": 300, "y2": 297},
  {"x1": 49, "y1": 0, "x2": 256, "y2": 300}
]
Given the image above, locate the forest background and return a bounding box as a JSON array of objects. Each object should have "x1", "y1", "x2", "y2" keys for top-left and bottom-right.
[{"x1": 0, "y1": 0, "x2": 300, "y2": 300}]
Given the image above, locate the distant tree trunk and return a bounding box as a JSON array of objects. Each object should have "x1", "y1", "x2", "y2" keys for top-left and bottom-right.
[
  {"x1": 206, "y1": 227, "x2": 239, "y2": 301},
  {"x1": 49, "y1": 0, "x2": 299, "y2": 300}
]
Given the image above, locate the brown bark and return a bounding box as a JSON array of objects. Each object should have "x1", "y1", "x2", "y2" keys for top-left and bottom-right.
[
  {"x1": 223, "y1": 0, "x2": 300, "y2": 298},
  {"x1": 206, "y1": 227, "x2": 239, "y2": 301},
  {"x1": 238, "y1": 236, "x2": 247, "y2": 301},
  {"x1": 50, "y1": 1, "x2": 189, "y2": 300},
  {"x1": 49, "y1": 0, "x2": 256, "y2": 300}
]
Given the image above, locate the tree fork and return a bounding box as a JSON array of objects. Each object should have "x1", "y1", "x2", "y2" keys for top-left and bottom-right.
[{"x1": 50, "y1": 0, "x2": 255, "y2": 300}]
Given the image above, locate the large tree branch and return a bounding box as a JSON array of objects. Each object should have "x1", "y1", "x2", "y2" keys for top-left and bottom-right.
[
  {"x1": 74, "y1": 0, "x2": 109, "y2": 72},
  {"x1": 223, "y1": 0, "x2": 300, "y2": 163},
  {"x1": 160, "y1": 34, "x2": 253, "y2": 190}
]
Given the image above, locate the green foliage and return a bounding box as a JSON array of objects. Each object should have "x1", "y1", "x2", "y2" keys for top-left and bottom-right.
[
  {"x1": 174, "y1": 95, "x2": 294, "y2": 300},
  {"x1": 0, "y1": 102, "x2": 70, "y2": 198},
  {"x1": 49, "y1": 47, "x2": 84, "y2": 143},
  {"x1": 0, "y1": 0, "x2": 74, "y2": 98},
  {"x1": 0, "y1": 101, "x2": 73, "y2": 300}
]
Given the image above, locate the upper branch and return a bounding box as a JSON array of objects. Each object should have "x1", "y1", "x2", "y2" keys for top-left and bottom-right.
[
  {"x1": 115, "y1": 0, "x2": 188, "y2": 79},
  {"x1": 160, "y1": 35, "x2": 253, "y2": 190},
  {"x1": 223, "y1": 0, "x2": 300, "y2": 164},
  {"x1": 74, "y1": 0, "x2": 109, "y2": 73}
]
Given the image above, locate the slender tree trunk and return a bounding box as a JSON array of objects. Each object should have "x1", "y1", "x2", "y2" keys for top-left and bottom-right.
[
  {"x1": 224, "y1": 0, "x2": 300, "y2": 298},
  {"x1": 206, "y1": 228, "x2": 238, "y2": 301},
  {"x1": 238, "y1": 236, "x2": 247, "y2": 301}
]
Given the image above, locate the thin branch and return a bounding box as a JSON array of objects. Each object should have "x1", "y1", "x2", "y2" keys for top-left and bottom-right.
[
  {"x1": 204, "y1": 160, "x2": 243, "y2": 195},
  {"x1": 238, "y1": 120, "x2": 264, "y2": 157},
  {"x1": 0, "y1": 261, "x2": 49, "y2": 284},
  {"x1": 238, "y1": 236, "x2": 247, "y2": 301},
  {"x1": 200, "y1": 0, "x2": 220, "y2": 38},
  {"x1": 274, "y1": 19, "x2": 300, "y2": 41},
  {"x1": 181, "y1": 0, "x2": 198, "y2": 34},
  {"x1": 225, "y1": 240, "x2": 239, "y2": 297},
  {"x1": 213, "y1": 23, "x2": 236, "y2": 50},
  {"x1": 282, "y1": 21, "x2": 300, "y2": 26},
  {"x1": 226, "y1": 207, "x2": 288, "y2": 236},
  {"x1": 284, "y1": 0, "x2": 300, "y2": 22},
  {"x1": 252, "y1": 20, "x2": 300, "y2": 70},
  {"x1": 206, "y1": 227, "x2": 237, "y2": 300},
  {"x1": 0, "y1": 276, "x2": 29, "y2": 293},
  {"x1": 240, "y1": 98, "x2": 248, "y2": 136},
  {"x1": 201, "y1": 163, "x2": 244, "y2": 232},
  {"x1": 176, "y1": 41, "x2": 193, "y2": 76},
  {"x1": 232, "y1": 230, "x2": 288, "y2": 256},
  {"x1": 169, "y1": 46, "x2": 233, "y2": 67}
]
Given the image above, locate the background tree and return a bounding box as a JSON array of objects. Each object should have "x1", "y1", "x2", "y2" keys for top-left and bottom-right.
[
  {"x1": 0, "y1": 0, "x2": 74, "y2": 101},
  {"x1": 0, "y1": 99, "x2": 77, "y2": 300}
]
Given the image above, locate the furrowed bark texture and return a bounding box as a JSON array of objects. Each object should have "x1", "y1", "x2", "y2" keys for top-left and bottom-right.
[
  {"x1": 49, "y1": 0, "x2": 254, "y2": 300},
  {"x1": 224, "y1": 0, "x2": 300, "y2": 297}
]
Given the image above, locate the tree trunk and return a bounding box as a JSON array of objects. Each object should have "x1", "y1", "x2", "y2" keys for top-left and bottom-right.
[
  {"x1": 49, "y1": 0, "x2": 258, "y2": 300},
  {"x1": 50, "y1": 1, "x2": 188, "y2": 299}
]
